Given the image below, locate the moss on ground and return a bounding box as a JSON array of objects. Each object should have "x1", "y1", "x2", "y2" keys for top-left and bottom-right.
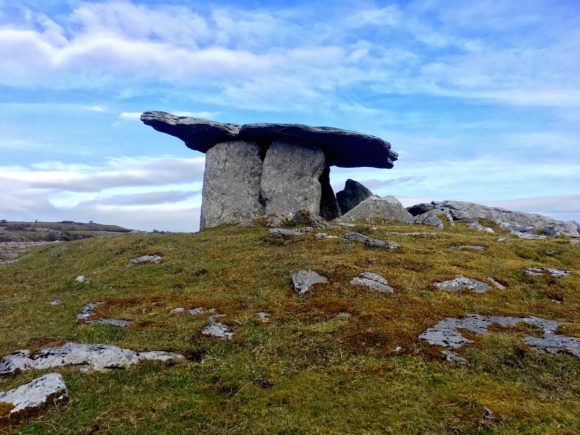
[{"x1": 0, "y1": 222, "x2": 578, "y2": 433}]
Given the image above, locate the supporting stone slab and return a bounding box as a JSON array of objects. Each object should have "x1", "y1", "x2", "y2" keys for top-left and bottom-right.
[{"x1": 200, "y1": 141, "x2": 264, "y2": 229}]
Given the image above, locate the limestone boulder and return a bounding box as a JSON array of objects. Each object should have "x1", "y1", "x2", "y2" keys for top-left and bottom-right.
[
  {"x1": 201, "y1": 141, "x2": 264, "y2": 229},
  {"x1": 336, "y1": 179, "x2": 374, "y2": 214},
  {"x1": 340, "y1": 196, "x2": 413, "y2": 224},
  {"x1": 260, "y1": 140, "x2": 326, "y2": 216}
]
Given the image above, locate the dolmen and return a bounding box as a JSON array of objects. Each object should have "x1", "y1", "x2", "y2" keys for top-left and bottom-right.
[{"x1": 141, "y1": 111, "x2": 397, "y2": 229}]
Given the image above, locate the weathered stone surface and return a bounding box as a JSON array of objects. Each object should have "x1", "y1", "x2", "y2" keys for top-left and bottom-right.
[
  {"x1": 525, "y1": 266, "x2": 569, "y2": 278},
  {"x1": 268, "y1": 228, "x2": 303, "y2": 239},
  {"x1": 202, "y1": 316, "x2": 233, "y2": 340},
  {"x1": 435, "y1": 275, "x2": 491, "y2": 293},
  {"x1": 488, "y1": 277, "x2": 506, "y2": 289},
  {"x1": 413, "y1": 212, "x2": 444, "y2": 229},
  {"x1": 419, "y1": 315, "x2": 579, "y2": 358},
  {"x1": 292, "y1": 270, "x2": 328, "y2": 295},
  {"x1": 0, "y1": 373, "x2": 68, "y2": 420},
  {"x1": 130, "y1": 255, "x2": 163, "y2": 264},
  {"x1": 88, "y1": 318, "x2": 132, "y2": 328},
  {"x1": 443, "y1": 350, "x2": 467, "y2": 365},
  {"x1": 571, "y1": 239, "x2": 580, "y2": 245},
  {"x1": 256, "y1": 312, "x2": 271, "y2": 322},
  {"x1": 265, "y1": 213, "x2": 291, "y2": 228},
  {"x1": 141, "y1": 112, "x2": 240, "y2": 153},
  {"x1": 0, "y1": 343, "x2": 184, "y2": 374},
  {"x1": 201, "y1": 141, "x2": 264, "y2": 229},
  {"x1": 351, "y1": 272, "x2": 393, "y2": 293},
  {"x1": 76, "y1": 302, "x2": 103, "y2": 321},
  {"x1": 340, "y1": 196, "x2": 413, "y2": 224},
  {"x1": 260, "y1": 140, "x2": 326, "y2": 216},
  {"x1": 451, "y1": 245, "x2": 485, "y2": 251},
  {"x1": 75, "y1": 275, "x2": 86, "y2": 283},
  {"x1": 343, "y1": 232, "x2": 400, "y2": 250},
  {"x1": 468, "y1": 222, "x2": 494, "y2": 234},
  {"x1": 292, "y1": 209, "x2": 328, "y2": 228},
  {"x1": 336, "y1": 179, "x2": 374, "y2": 214},
  {"x1": 408, "y1": 200, "x2": 579, "y2": 237}
]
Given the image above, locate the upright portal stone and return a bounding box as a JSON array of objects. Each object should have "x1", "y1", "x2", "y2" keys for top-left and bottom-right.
[
  {"x1": 260, "y1": 140, "x2": 326, "y2": 216},
  {"x1": 200, "y1": 141, "x2": 264, "y2": 229}
]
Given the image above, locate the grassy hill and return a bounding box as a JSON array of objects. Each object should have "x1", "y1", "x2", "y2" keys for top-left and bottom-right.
[
  {"x1": 0, "y1": 221, "x2": 132, "y2": 242},
  {"x1": 0, "y1": 220, "x2": 578, "y2": 433}
]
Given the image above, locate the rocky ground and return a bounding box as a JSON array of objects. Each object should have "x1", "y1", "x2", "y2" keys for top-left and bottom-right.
[{"x1": 0, "y1": 218, "x2": 578, "y2": 432}]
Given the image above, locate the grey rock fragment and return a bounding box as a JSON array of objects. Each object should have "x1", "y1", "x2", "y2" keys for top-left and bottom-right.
[
  {"x1": 201, "y1": 316, "x2": 233, "y2": 340},
  {"x1": 343, "y1": 232, "x2": 400, "y2": 250},
  {"x1": 170, "y1": 307, "x2": 185, "y2": 314},
  {"x1": 76, "y1": 302, "x2": 103, "y2": 321},
  {"x1": 268, "y1": 228, "x2": 303, "y2": 239},
  {"x1": 265, "y1": 213, "x2": 290, "y2": 228},
  {"x1": 336, "y1": 179, "x2": 374, "y2": 214},
  {"x1": 468, "y1": 222, "x2": 494, "y2": 234},
  {"x1": 0, "y1": 373, "x2": 67, "y2": 420},
  {"x1": 130, "y1": 255, "x2": 163, "y2": 264},
  {"x1": 451, "y1": 245, "x2": 485, "y2": 251},
  {"x1": 488, "y1": 277, "x2": 506, "y2": 289},
  {"x1": 483, "y1": 406, "x2": 495, "y2": 422},
  {"x1": 75, "y1": 275, "x2": 86, "y2": 283},
  {"x1": 292, "y1": 209, "x2": 328, "y2": 228},
  {"x1": 87, "y1": 318, "x2": 132, "y2": 328},
  {"x1": 337, "y1": 312, "x2": 351, "y2": 319},
  {"x1": 571, "y1": 239, "x2": 580, "y2": 245},
  {"x1": 351, "y1": 272, "x2": 394, "y2": 293},
  {"x1": 256, "y1": 312, "x2": 271, "y2": 322},
  {"x1": 443, "y1": 350, "x2": 467, "y2": 365},
  {"x1": 0, "y1": 343, "x2": 184, "y2": 374},
  {"x1": 200, "y1": 141, "x2": 264, "y2": 229},
  {"x1": 340, "y1": 196, "x2": 413, "y2": 224},
  {"x1": 292, "y1": 270, "x2": 328, "y2": 295},
  {"x1": 435, "y1": 275, "x2": 491, "y2": 293},
  {"x1": 413, "y1": 212, "x2": 444, "y2": 229},
  {"x1": 260, "y1": 140, "x2": 326, "y2": 216},
  {"x1": 525, "y1": 266, "x2": 569, "y2": 277},
  {"x1": 49, "y1": 299, "x2": 62, "y2": 306}
]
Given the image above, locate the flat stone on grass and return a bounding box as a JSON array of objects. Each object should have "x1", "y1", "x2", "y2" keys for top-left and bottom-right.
[
  {"x1": 435, "y1": 275, "x2": 491, "y2": 293},
  {"x1": 130, "y1": 255, "x2": 163, "y2": 264},
  {"x1": 351, "y1": 272, "x2": 393, "y2": 293},
  {"x1": 292, "y1": 270, "x2": 328, "y2": 295},
  {"x1": 525, "y1": 267, "x2": 569, "y2": 278},
  {"x1": 202, "y1": 317, "x2": 233, "y2": 340},
  {"x1": 343, "y1": 232, "x2": 400, "y2": 250}
]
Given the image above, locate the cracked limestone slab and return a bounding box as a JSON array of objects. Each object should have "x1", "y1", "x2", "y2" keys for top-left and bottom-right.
[
  {"x1": 201, "y1": 316, "x2": 233, "y2": 340},
  {"x1": 351, "y1": 272, "x2": 393, "y2": 293},
  {"x1": 343, "y1": 232, "x2": 400, "y2": 250},
  {"x1": 435, "y1": 275, "x2": 491, "y2": 293},
  {"x1": 130, "y1": 255, "x2": 163, "y2": 264},
  {"x1": 291, "y1": 270, "x2": 328, "y2": 295},
  {"x1": 525, "y1": 267, "x2": 569, "y2": 278}
]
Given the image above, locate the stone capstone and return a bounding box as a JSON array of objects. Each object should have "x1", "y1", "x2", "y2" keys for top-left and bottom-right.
[
  {"x1": 260, "y1": 140, "x2": 326, "y2": 216},
  {"x1": 0, "y1": 373, "x2": 68, "y2": 421},
  {"x1": 340, "y1": 196, "x2": 413, "y2": 224},
  {"x1": 336, "y1": 179, "x2": 374, "y2": 214},
  {"x1": 201, "y1": 141, "x2": 264, "y2": 228},
  {"x1": 0, "y1": 343, "x2": 184, "y2": 375}
]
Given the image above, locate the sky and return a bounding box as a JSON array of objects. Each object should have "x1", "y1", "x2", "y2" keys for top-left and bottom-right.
[{"x1": 0, "y1": 0, "x2": 579, "y2": 232}]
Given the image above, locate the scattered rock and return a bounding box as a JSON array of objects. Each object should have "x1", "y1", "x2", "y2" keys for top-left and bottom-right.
[
  {"x1": 350, "y1": 272, "x2": 394, "y2": 293},
  {"x1": 0, "y1": 373, "x2": 68, "y2": 421},
  {"x1": 525, "y1": 267, "x2": 569, "y2": 278},
  {"x1": 268, "y1": 228, "x2": 303, "y2": 239},
  {"x1": 130, "y1": 255, "x2": 163, "y2": 264},
  {"x1": 419, "y1": 315, "x2": 579, "y2": 358},
  {"x1": 201, "y1": 316, "x2": 233, "y2": 340},
  {"x1": 488, "y1": 277, "x2": 506, "y2": 290},
  {"x1": 413, "y1": 212, "x2": 444, "y2": 229},
  {"x1": 571, "y1": 239, "x2": 580, "y2": 245},
  {"x1": 170, "y1": 307, "x2": 185, "y2": 314},
  {"x1": 265, "y1": 213, "x2": 290, "y2": 228},
  {"x1": 337, "y1": 222, "x2": 356, "y2": 228},
  {"x1": 337, "y1": 312, "x2": 351, "y2": 319},
  {"x1": 384, "y1": 232, "x2": 438, "y2": 237},
  {"x1": 340, "y1": 196, "x2": 413, "y2": 224},
  {"x1": 336, "y1": 179, "x2": 374, "y2": 214},
  {"x1": 483, "y1": 406, "x2": 495, "y2": 422},
  {"x1": 443, "y1": 350, "x2": 467, "y2": 365},
  {"x1": 435, "y1": 275, "x2": 491, "y2": 293},
  {"x1": 76, "y1": 302, "x2": 103, "y2": 321},
  {"x1": 292, "y1": 209, "x2": 328, "y2": 228},
  {"x1": 451, "y1": 245, "x2": 485, "y2": 251},
  {"x1": 343, "y1": 232, "x2": 400, "y2": 250},
  {"x1": 0, "y1": 343, "x2": 184, "y2": 374},
  {"x1": 467, "y1": 222, "x2": 494, "y2": 234},
  {"x1": 291, "y1": 270, "x2": 328, "y2": 295},
  {"x1": 87, "y1": 318, "x2": 132, "y2": 328},
  {"x1": 75, "y1": 275, "x2": 86, "y2": 283},
  {"x1": 256, "y1": 312, "x2": 271, "y2": 322},
  {"x1": 497, "y1": 237, "x2": 508, "y2": 242},
  {"x1": 315, "y1": 232, "x2": 338, "y2": 240},
  {"x1": 49, "y1": 299, "x2": 62, "y2": 306}
]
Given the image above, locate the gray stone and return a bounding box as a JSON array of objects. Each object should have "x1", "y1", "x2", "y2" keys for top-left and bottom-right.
[
  {"x1": 451, "y1": 245, "x2": 485, "y2": 251},
  {"x1": 200, "y1": 141, "x2": 264, "y2": 229},
  {"x1": 268, "y1": 228, "x2": 303, "y2": 239},
  {"x1": 256, "y1": 312, "x2": 270, "y2": 322},
  {"x1": 260, "y1": 140, "x2": 326, "y2": 216},
  {"x1": 0, "y1": 343, "x2": 184, "y2": 374},
  {"x1": 76, "y1": 302, "x2": 103, "y2": 321},
  {"x1": 419, "y1": 315, "x2": 579, "y2": 358},
  {"x1": 384, "y1": 231, "x2": 439, "y2": 237},
  {"x1": 0, "y1": 373, "x2": 67, "y2": 420},
  {"x1": 201, "y1": 316, "x2": 233, "y2": 340},
  {"x1": 435, "y1": 275, "x2": 491, "y2": 293},
  {"x1": 413, "y1": 212, "x2": 444, "y2": 229},
  {"x1": 468, "y1": 222, "x2": 494, "y2": 234},
  {"x1": 141, "y1": 111, "x2": 240, "y2": 153},
  {"x1": 292, "y1": 270, "x2": 328, "y2": 295},
  {"x1": 170, "y1": 307, "x2": 185, "y2": 314},
  {"x1": 483, "y1": 407, "x2": 495, "y2": 422},
  {"x1": 343, "y1": 232, "x2": 400, "y2": 250},
  {"x1": 571, "y1": 239, "x2": 580, "y2": 245},
  {"x1": 488, "y1": 277, "x2": 506, "y2": 289},
  {"x1": 130, "y1": 255, "x2": 163, "y2": 264},
  {"x1": 340, "y1": 196, "x2": 413, "y2": 224},
  {"x1": 88, "y1": 318, "x2": 132, "y2": 328},
  {"x1": 336, "y1": 179, "x2": 374, "y2": 214},
  {"x1": 443, "y1": 350, "x2": 467, "y2": 365},
  {"x1": 351, "y1": 272, "x2": 394, "y2": 293},
  {"x1": 292, "y1": 209, "x2": 328, "y2": 228},
  {"x1": 49, "y1": 299, "x2": 62, "y2": 306},
  {"x1": 408, "y1": 200, "x2": 579, "y2": 237},
  {"x1": 337, "y1": 312, "x2": 351, "y2": 319},
  {"x1": 525, "y1": 266, "x2": 569, "y2": 277},
  {"x1": 75, "y1": 275, "x2": 86, "y2": 283},
  {"x1": 265, "y1": 213, "x2": 291, "y2": 228}
]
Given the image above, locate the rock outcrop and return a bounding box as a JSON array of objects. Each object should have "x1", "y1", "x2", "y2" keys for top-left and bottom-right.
[
  {"x1": 336, "y1": 179, "x2": 374, "y2": 214},
  {"x1": 340, "y1": 196, "x2": 413, "y2": 224},
  {"x1": 141, "y1": 112, "x2": 397, "y2": 228},
  {"x1": 407, "y1": 200, "x2": 578, "y2": 237}
]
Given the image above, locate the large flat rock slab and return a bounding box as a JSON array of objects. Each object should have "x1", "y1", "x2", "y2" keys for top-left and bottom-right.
[
  {"x1": 201, "y1": 141, "x2": 264, "y2": 228},
  {"x1": 141, "y1": 112, "x2": 397, "y2": 168},
  {"x1": 260, "y1": 140, "x2": 326, "y2": 216}
]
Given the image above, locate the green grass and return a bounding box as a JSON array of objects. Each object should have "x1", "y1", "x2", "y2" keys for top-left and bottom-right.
[{"x1": 0, "y1": 221, "x2": 578, "y2": 433}]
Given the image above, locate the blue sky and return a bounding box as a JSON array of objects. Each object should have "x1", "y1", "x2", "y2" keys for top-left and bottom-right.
[{"x1": 0, "y1": 0, "x2": 578, "y2": 231}]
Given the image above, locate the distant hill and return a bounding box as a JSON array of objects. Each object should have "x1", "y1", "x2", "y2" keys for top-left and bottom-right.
[{"x1": 0, "y1": 220, "x2": 133, "y2": 242}]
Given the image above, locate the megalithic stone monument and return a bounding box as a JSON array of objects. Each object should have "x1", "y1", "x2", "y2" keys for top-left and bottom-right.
[{"x1": 141, "y1": 111, "x2": 398, "y2": 229}]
